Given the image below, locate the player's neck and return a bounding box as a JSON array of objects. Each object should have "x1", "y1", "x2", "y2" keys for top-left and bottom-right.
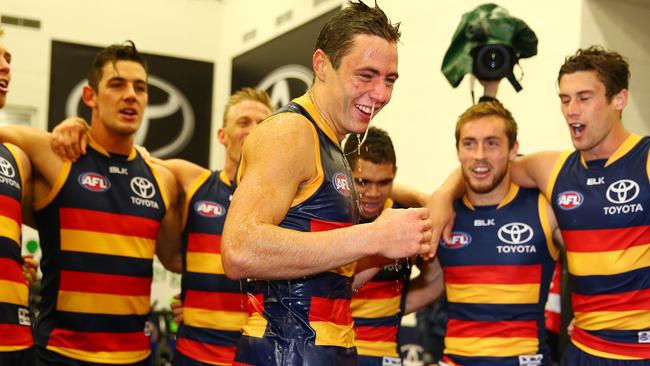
[
  {"x1": 466, "y1": 176, "x2": 512, "y2": 207},
  {"x1": 89, "y1": 124, "x2": 134, "y2": 156},
  {"x1": 581, "y1": 122, "x2": 630, "y2": 161},
  {"x1": 309, "y1": 86, "x2": 346, "y2": 142}
]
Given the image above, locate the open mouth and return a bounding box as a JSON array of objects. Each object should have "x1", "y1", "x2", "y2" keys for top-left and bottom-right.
[
  {"x1": 0, "y1": 79, "x2": 9, "y2": 93},
  {"x1": 570, "y1": 123, "x2": 585, "y2": 135},
  {"x1": 119, "y1": 108, "x2": 138, "y2": 119}
]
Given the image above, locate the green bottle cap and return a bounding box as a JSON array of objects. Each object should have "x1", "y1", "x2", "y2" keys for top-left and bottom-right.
[{"x1": 26, "y1": 239, "x2": 39, "y2": 254}]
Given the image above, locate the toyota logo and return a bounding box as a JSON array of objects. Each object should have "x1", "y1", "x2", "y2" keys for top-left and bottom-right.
[
  {"x1": 606, "y1": 179, "x2": 639, "y2": 204},
  {"x1": 66, "y1": 75, "x2": 195, "y2": 158},
  {"x1": 0, "y1": 157, "x2": 15, "y2": 178},
  {"x1": 498, "y1": 222, "x2": 533, "y2": 245},
  {"x1": 130, "y1": 177, "x2": 156, "y2": 199},
  {"x1": 257, "y1": 64, "x2": 313, "y2": 109}
]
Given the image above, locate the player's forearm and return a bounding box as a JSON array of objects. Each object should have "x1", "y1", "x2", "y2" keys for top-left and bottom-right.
[{"x1": 222, "y1": 221, "x2": 377, "y2": 280}]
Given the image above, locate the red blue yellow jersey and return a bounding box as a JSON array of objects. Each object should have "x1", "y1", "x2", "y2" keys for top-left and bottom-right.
[
  {"x1": 0, "y1": 143, "x2": 33, "y2": 352},
  {"x1": 548, "y1": 134, "x2": 650, "y2": 360},
  {"x1": 33, "y1": 138, "x2": 168, "y2": 364},
  {"x1": 176, "y1": 169, "x2": 246, "y2": 365},
  {"x1": 438, "y1": 184, "x2": 558, "y2": 366},
  {"x1": 351, "y1": 199, "x2": 409, "y2": 366},
  {"x1": 233, "y1": 94, "x2": 358, "y2": 366}
]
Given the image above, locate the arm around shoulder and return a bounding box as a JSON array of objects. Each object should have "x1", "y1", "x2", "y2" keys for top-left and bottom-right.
[{"x1": 152, "y1": 163, "x2": 183, "y2": 273}]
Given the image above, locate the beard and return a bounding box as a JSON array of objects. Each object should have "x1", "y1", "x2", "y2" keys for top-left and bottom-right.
[{"x1": 462, "y1": 163, "x2": 508, "y2": 194}]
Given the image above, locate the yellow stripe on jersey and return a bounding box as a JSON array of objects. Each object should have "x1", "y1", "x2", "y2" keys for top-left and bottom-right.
[
  {"x1": 571, "y1": 340, "x2": 642, "y2": 361},
  {"x1": 291, "y1": 114, "x2": 324, "y2": 208},
  {"x1": 184, "y1": 307, "x2": 248, "y2": 331},
  {"x1": 311, "y1": 321, "x2": 355, "y2": 348},
  {"x1": 445, "y1": 336, "x2": 539, "y2": 357},
  {"x1": 545, "y1": 151, "x2": 572, "y2": 201},
  {"x1": 182, "y1": 169, "x2": 211, "y2": 229},
  {"x1": 34, "y1": 161, "x2": 71, "y2": 211},
  {"x1": 0, "y1": 215, "x2": 20, "y2": 243},
  {"x1": 446, "y1": 283, "x2": 540, "y2": 304},
  {"x1": 355, "y1": 339, "x2": 399, "y2": 357},
  {"x1": 575, "y1": 310, "x2": 650, "y2": 331},
  {"x1": 56, "y1": 290, "x2": 150, "y2": 315},
  {"x1": 186, "y1": 252, "x2": 225, "y2": 274},
  {"x1": 606, "y1": 134, "x2": 642, "y2": 168},
  {"x1": 0, "y1": 279, "x2": 28, "y2": 305},
  {"x1": 241, "y1": 312, "x2": 268, "y2": 338},
  {"x1": 538, "y1": 194, "x2": 559, "y2": 261},
  {"x1": 329, "y1": 262, "x2": 356, "y2": 277},
  {"x1": 0, "y1": 345, "x2": 31, "y2": 352},
  {"x1": 46, "y1": 346, "x2": 150, "y2": 364},
  {"x1": 567, "y1": 244, "x2": 650, "y2": 276},
  {"x1": 350, "y1": 297, "x2": 401, "y2": 318},
  {"x1": 60, "y1": 229, "x2": 155, "y2": 259}
]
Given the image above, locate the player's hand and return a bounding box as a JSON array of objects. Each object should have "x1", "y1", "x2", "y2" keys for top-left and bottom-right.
[
  {"x1": 423, "y1": 191, "x2": 456, "y2": 259},
  {"x1": 170, "y1": 293, "x2": 183, "y2": 324},
  {"x1": 51, "y1": 117, "x2": 89, "y2": 162},
  {"x1": 372, "y1": 207, "x2": 432, "y2": 259},
  {"x1": 22, "y1": 255, "x2": 38, "y2": 286}
]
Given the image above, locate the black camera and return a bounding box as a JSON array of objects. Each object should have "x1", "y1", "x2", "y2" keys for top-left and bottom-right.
[
  {"x1": 471, "y1": 44, "x2": 522, "y2": 91},
  {"x1": 471, "y1": 44, "x2": 515, "y2": 80}
]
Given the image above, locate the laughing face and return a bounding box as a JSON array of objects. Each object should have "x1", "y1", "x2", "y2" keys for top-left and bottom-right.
[
  {"x1": 0, "y1": 37, "x2": 11, "y2": 109},
  {"x1": 351, "y1": 158, "x2": 395, "y2": 219},
  {"x1": 458, "y1": 115, "x2": 517, "y2": 196},
  {"x1": 85, "y1": 60, "x2": 148, "y2": 136},
  {"x1": 559, "y1": 70, "x2": 626, "y2": 159},
  {"x1": 320, "y1": 34, "x2": 398, "y2": 140}
]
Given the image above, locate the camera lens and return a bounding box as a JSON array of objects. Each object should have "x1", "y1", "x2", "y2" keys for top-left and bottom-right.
[
  {"x1": 482, "y1": 48, "x2": 505, "y2": 70},
  {"x1": 472, "y1": 44, "x2": 514, "y2": 80}
]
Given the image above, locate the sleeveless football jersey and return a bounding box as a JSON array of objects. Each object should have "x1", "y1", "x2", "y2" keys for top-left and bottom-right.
[
  {"x1": 352, "y1": 200, "x2": 410, "y2": 366},
  {"x1": 548, "y1": 134, "x2": 650, "y2": 360},
  {"x1": 0, "y1": 143, "x2": 32, "y2": 352},
  {"x1": 176, "y1": 169, "x2": 246, "y2": 365},
  {"x1": 34, "y1": 138, "x2": 167, "y2": 364},
  {"x1": 438, "y1": 184, "x2": 557, "y2": 366},
  {"x1": 233, "y1": 94, "x2": 358, "y2": 366}
]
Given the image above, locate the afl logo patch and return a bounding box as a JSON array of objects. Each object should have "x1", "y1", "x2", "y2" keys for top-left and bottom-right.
[
  {"x1": 195, "y1": 200, "x2": 225, "y2": 218},
  {"x1": 332, "y1": 172, "x2": 351, "y2": 197},
  {"x1": 442, "y1": 232, "x2": 472, "y2": 249},
  {"x1": 557, "y1": 191, "x2": 583, "y2": 210},
  {"x1": 78, "y1": 173, "x2": 110, "y2": 192}
]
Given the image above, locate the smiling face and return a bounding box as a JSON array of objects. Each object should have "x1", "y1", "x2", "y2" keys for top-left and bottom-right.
[
  {"x1": 84, "y1": 60, "x2": 148, "y2": 137},
  {"x1": 351, "y1": 158, "x2": 395, "y2": 219},
  {"x1": 458, "y1": 115, "x2": 517, "y2": 197},
  {"x1": 0, "y1": 37, "x2": 11, "y2": 109},
  {"x1": 559, "y1": 70, "x2": 627, "y2": 159},
  {"x1": 318, "y1": 34, "x2": 398, "y2": 139},
  {"x1": 219, "y1": 99, "x2": 271, "y2": 166}
]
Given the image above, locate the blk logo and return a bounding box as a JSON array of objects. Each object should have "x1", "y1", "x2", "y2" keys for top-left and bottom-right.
[
  {"x1": 0, "y1": 157, "x2": 15, "y2": 178},
  {"x1": 557, "y1": 191, "x2": 584, "y2": 210},
  {"x1": 332, "y1": 172, "x2": 351, "y2": 197},
  {"x1": 606, "y1": 179, "x2": 639, "y2": 204},
  {"x1": 130, "y1": 177, "x2": 156, "y2": 199},
  {"x1": 443, "y1": 232, "x2": 472, "y2": 249},
  {"x1": 78, "y1": 173, "x2": 110, "y2": 192},
  {"x1": 498, "y1": 222, "x2": 533, "y2": 245},
  {"x1": 195, "y1": 201, "x2": 225, "y2": 218}
]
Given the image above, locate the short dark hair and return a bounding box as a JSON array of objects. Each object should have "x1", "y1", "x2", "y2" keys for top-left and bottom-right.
[
  {"x1": 455, "y1": 101, "x2": 518, "y2": 149},
  {"x1": 344, "y1": 127, "x2": 396, "y2": 171},
  {"x1": 315, "y1": 1, "x2": 400, "y2": 69},
  {"x1": 558, "y1": 46, "x2": 630, "y2": 101},
  {"x1": 87, "y1": 40, "x2": 147, "y2": 91}
]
